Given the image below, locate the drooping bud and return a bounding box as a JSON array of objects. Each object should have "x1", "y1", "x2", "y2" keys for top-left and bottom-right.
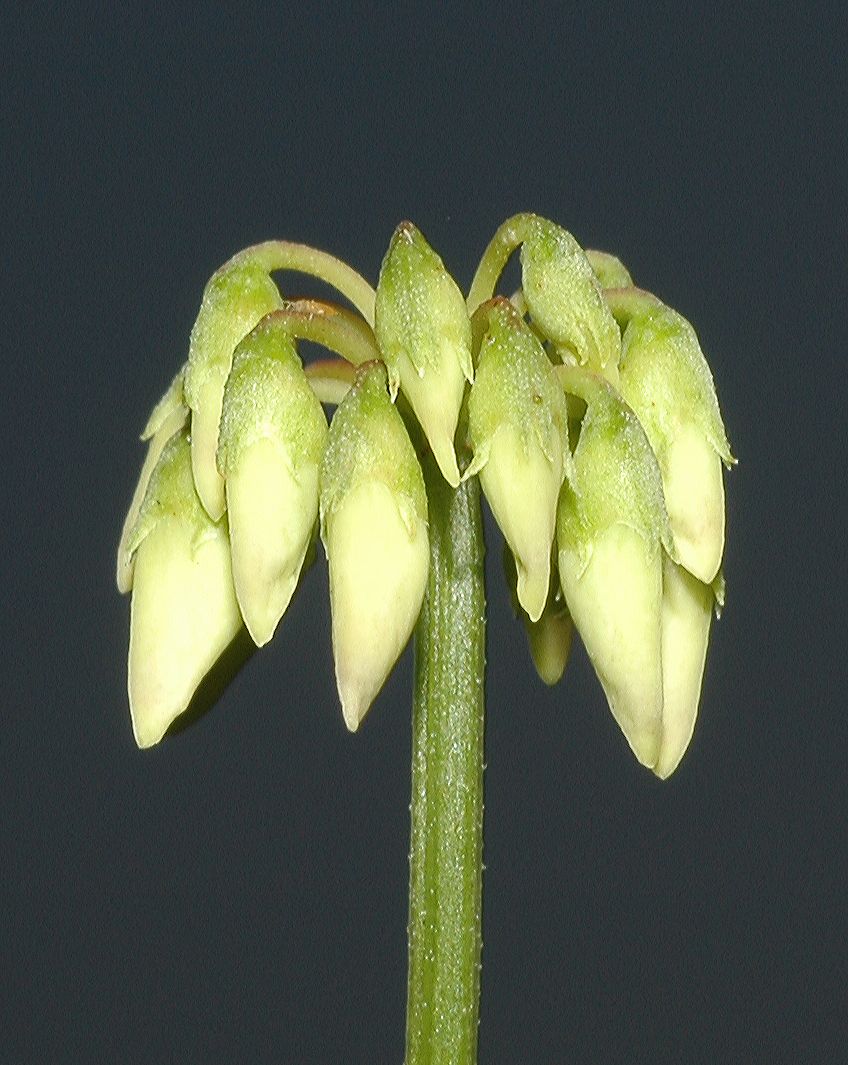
[
  {"x1": 320, "y1": 362, "x2": 429, "y2": 730},
  {"x1": 556, "y1": 369, "x2": 674, "y2": 769},
  {"x1": 520, "y1": 217, "x2": 621, "y2": 380},
  {"x1": 126, "y1": 429, "x2": 242, "y2": 748},
  {"x1": 526, "y1": 594, "x2": 574, "y2": 688},
  {"x1": 653, "y1": 555, "x2": 716, "y2": 779},
  {"x1": 184, "y1": 256, "x2": 284, "y2": 520},
  {"x1": 467, "y1": 299, "x2": 570, "y2": 621},
  {"x1": 217, "y1": 314, "x2": 328, "y2": 646},
  {"x1": 524, "y1": 571, "x2": 574, "y2": 688},
  {"x1": 374, "y1": 222, "x2": 473, "y2": 487},
  {"x1": 502, "y1": 545, "x2": 573, "y2": 687},
  {"x1": 116, "y1": 366, "x2": 188, "y2": 593},
  {"x1": 617, "y1": 296, "x2": 734, "y2": 584}
]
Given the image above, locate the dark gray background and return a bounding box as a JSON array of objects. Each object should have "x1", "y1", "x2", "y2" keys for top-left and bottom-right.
[{"x1": 2, "y1": 4, "x2": 845, "y2": 1062}]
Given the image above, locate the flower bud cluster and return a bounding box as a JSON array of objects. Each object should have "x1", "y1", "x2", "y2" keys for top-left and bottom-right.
[
  {"x1": 118, "y1": 216, "x2": 732, "y2": 777},
  {"x1": 474, "y1": 217, "x2": 733, "y2": 776},
  {"x1": 118, "y1": 246, "x2": 432, "y2": 746}
]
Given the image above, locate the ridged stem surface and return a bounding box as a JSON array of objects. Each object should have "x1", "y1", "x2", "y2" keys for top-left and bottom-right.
[{"x1": 405, "y1": 454, "x2": 486, "y2": 1065}]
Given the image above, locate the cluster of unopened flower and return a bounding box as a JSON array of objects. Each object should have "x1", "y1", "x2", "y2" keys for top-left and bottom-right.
[{"x1": 117, "y1": 214, "x2": 733, "y2": 777}]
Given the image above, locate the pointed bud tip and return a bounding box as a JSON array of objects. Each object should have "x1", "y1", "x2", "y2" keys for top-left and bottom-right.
[
  {"x1": 430, "y1": 434, "x2": 461, "y2": 487},
  {"x1": 225, "y1": 439, "x2": 320, "y2": 648},
  {"x1": 516, "y1": 564, "x2": 549, "y2": 624},
  {"x1": 339, "y1": 683, "x2": 369, "y2": 733}
]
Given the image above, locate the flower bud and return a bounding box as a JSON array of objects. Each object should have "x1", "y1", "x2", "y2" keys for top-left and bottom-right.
[
  {"x1": 184, "y1": 256, "x2": 284, "y2": 520},
  {"x1": 525, "y1": 577, "x2": 574, "y2": 688},
  {"x1": 320, "y1": 363, "x2": 429, "y2": 730},
  {"x1": 374, "y1": 222, "x2": 473, "y2": 487},
  {"x1": 126, "y1": 429, "x2": 242, "y2": 748},
  {"x1": 520, "y1": 217, "x2": 621, "y2": 379},
  {"x1": 617, "y1": 297, "x2": 734, "y2": 584},
  {"x1": 467, "y1": 299, "x2": 570, "y2": 621},
  {"x1": 217, "y1": 314, "x2": 328, "y2": 646},
  {"x1": 502, "y1": 544, "x2": 573, "y2": 687},
  {"x1": 556, "y1": 374, "x2": 673, "y2": 768},
  {"x1": 653, "y1": 556, "x2": 716, "y2": 779},
  {"x1": 116, "y1": 367, "x2": 188, "y2": 593},
  {"x1": 526, "y1": 597, "x2": 574, "y2": 688}
]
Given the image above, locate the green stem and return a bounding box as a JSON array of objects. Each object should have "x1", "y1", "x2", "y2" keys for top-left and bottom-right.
[
  {"x1": 602, "y1": 284, "x2": 662, "y2": 326},
  {"x1": 269, "y1": 300, "x2": 381, "y2": 366},
  {"x1": 227, "y1": 239, "x2": 377, "y2": 325},
  {"x1": 466, "y1": 212, "x2": 536, "y2": 314},
  {"x1": 405, "y1": 454, "x2": 486, "y2": 1065}
]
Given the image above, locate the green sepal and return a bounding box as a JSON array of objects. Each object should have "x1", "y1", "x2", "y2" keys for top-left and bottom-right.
[
  {"x1": 467, "y1": 299, "x2": 572, "y2": 621},
  {"x1": 520, "y1": 217, "x2": 621, "y2": 376},
  {"x1": 375, "y1": 222, "x2": 473, "y2": 383},
  {"x1": 117, "y1": 368, "x2": 189, "y2": 593},
  {"x1": 216, "y1": 314, "x2": 329, "y2": 646},
  {"x1": 556, "y1": 375, "x2": 674, "y2": 570},
  {"x1": 183, "y1": 256, "x2": 284, "y2": 518},
  {"x1": 125, "y1": 428, "x2": 213, "y2": 559},
  {"x1": 217, "y1": 314, "x2": 328, "y2": 477},
  {"x1": 374, "y1": 222, "x2": 472, "y2": 485},
  {"x1": 619, "y1": 301, "x2": 734, "y2": 468},
  {"x1": 466, "y1": 299, "x2": 570, "y2": 478},
  {"x1": 140, "y1": 365, "x2": 187, "y2": 440},
  {"x1": 319, "y1": 361, "x2": 427, "y2": 539}
]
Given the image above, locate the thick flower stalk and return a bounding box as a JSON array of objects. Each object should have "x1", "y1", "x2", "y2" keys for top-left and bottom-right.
[{"x1": 117, "y1": 213, "x2": 733, "y2": 1062}]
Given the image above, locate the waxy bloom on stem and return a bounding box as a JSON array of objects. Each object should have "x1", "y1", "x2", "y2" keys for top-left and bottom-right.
[
  {"x1": 374, "y1": 222, "x2": 473, "y2": 488},
  {"x1": 217, "y1": 313, "x2": 328, "y2": 647},
  {"x1": 319, "y1": 363, "x2": 429, "y2": 731},
  {"x1": 184, "y1": 255, "x2": 284, "y2": 520},
  {"x1": 125, "y1": 429, "x2": 242, "y2": 748}
]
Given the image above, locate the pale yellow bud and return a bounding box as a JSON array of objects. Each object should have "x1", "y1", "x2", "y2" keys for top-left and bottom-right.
[
  {"x1": 476, "y1": 424, "x2": 563, "y2": 622},
  {"x1": 326, "y1": 479, "x2": 429, "y2": 731},
  {"x1": 225, "y1": 438, "x2": 319, "y2": 646},
  {"x1": 662, "y1": 422, "x2": 726, "y2": 585},
  {"x1": 617, "y1": 299, "x2": 734, "y2": 585},
  {"x1": 525, "y1": 593, "x2": 573, "y2": 688},
  {"x1": 126, "y1": 432, "x2": 241, "y2": 748},
  {"x1": 556, "y1": 368, "x2": 674, "y2": 769},
  {"x1": 653, "y1": 556, "x2": 714, "y2": 779},
  {"x1": 217, "y1": 317, "x2": 328, "y2": 646},
  {"x1": 320, "y1": 363, "x2": 429, "y2": 730},
  {"x1": 467, "y1": 299, "x2": 570, "y2": 621},
  {"x1": 559, "y1": 524, "x2": 663, "y2": 768}
]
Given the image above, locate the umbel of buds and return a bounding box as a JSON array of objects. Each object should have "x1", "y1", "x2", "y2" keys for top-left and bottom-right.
[{"x1": 118, "y1": 214, "x2": 733, "y2": 777}]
